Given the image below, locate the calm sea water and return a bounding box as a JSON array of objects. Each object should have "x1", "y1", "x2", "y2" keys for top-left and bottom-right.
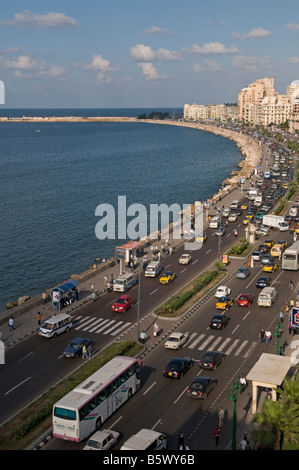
[{"x1": 0, "y1": 108, "x2": 242, "y2": 310}]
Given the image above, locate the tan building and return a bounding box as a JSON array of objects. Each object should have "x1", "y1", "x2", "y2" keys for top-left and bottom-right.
[{"x1": 184, "y1": 103, "x2": 209, "y2": 121}]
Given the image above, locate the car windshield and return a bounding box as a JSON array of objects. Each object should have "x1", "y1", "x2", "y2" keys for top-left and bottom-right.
[
  {"x1": 239, "y1": 295, "x2": 248, "y2": 300},
  {"x1": 202, "y1": 355, "x2": 215, "y2": 362},
  {"x1": 168, "y1": 337, "x2": 179, "y2": 342},
  {"x1": 191, "y1": 381, "x2": 205, "y2": 390},
  {"x1": 86, "y1": 439, "x2": 102, "y2": 449},
  {"x1": 218, "y1": 297, "x2": 228, "y2": 302},
  {"x1": 167, "y1": 362, "x2": 180, "y2": 371},
  {"x1": 116, "y1": 298, "x2": 126, "y2": 304},
  {"x1": 212, "y1": 317, "x2": 221, "y2": 323},
  {"x1": 69, "y1": 342, "x2": 81, "y2": 349}
]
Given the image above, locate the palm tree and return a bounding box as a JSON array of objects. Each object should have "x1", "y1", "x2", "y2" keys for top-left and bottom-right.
[{"x1": 252, "y1": 375, "x2": 299, "y2": 450}]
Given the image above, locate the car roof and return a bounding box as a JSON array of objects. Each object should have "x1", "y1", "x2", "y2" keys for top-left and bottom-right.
[{"x1": 169, "y1": 332, "x2": 184, "y2": 338}]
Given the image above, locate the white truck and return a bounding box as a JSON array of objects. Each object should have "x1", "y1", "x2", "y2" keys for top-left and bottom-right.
[
  {"x1": 262, "y1": 214, "x2": 289, "y2": 232},
  {"x1": 254, "y1": 195, "x2": 263, "y2": 207}
]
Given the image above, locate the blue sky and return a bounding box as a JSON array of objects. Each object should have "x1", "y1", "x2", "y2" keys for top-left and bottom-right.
[{"x1": 0, "y1": 0, "x2": 299, "y2": 108}]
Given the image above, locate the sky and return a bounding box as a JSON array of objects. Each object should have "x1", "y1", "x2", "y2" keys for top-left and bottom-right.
[{"x1": 0, "y1": 0, "x2": 299, "y2": 109}]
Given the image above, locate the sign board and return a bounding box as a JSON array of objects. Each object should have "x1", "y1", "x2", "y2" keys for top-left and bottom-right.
[
  {"x1": 115, "y1": 247, "x2": 125, "y2": 260},
  {"x1": 291, "y1": 308, "x2": 299, "y2": 329}
]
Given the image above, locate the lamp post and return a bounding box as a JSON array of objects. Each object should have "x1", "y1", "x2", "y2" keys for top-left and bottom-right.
[
  {"x1": 274, "y1": 320, "x2": 283, "y2": 355},
  {"x1": 228, "y1": 378, "x2": 243, "y2": 450},
  {"x1": 137, "y1": 261, "x2": 141, "y2": 342}
]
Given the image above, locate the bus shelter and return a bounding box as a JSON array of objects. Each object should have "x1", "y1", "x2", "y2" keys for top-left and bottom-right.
[
  {"x1": 246, "y1": 353, "x2": 293, "y2": 414},
  {"x1": 51, "y1": 280, "x2": 79, "y2": 311}
]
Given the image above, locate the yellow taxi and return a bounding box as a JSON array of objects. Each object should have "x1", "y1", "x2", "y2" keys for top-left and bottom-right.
[
  {"x1": 197, "y1": 234, "x2": 207, "y2": 243},
  {"x1": 243, "y1": 215, "x2": 252, "y2": 225},
  {"x1": 270, "y1": 244, "x2": 284, "y2": 258},
  {"x1": 264, "y1": 239, "x2": 274, "y2": 248},
  {"x1": 263, "y1": 262, "x2": 278, "y2": 273},
  {"x1": 278, "y1": 240, "x2": 288, "y2": 249},
  {"x1": 241, "y1": 203, "x2": 248, "y2": 210},
  {"x1": 159, "y1": 271, "x2": 176, "y2": 285},
  {"x1": 216, "y1": 297, "x2": 234, "y2": 310}
]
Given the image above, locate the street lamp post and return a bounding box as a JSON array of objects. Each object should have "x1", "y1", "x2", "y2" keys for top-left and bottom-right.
[
  {"x1": 274, "y1": 320, "x2": 283, "y2": 355},
  {"x1": 228, "y1": 378, "x2": 243, "y2": 450},
  {"x1": 137, "y1": 261, "x2": 141, "y2": 342}
]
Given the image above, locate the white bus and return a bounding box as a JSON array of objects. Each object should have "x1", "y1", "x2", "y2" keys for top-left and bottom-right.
[
  {"x1": 282, "y1": 241, "x2": 299, "y2": 271},
  {"x1": 52, "y1": 356, "x2": 141, "y2": 442}
]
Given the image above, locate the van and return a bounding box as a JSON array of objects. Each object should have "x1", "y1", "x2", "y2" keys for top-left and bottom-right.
[
  {"x1": 39, "y1": 313, "x2": 72, "y2": 338},
  {"x1": 113, "y1": 272, "x2": 136, "y2": 292},
  {"x1": 120, "y1": 429, "x2": 167, "y2": 451},
  {"x1": 144, "y1": 261, "x2": 162, "y2": 278},
  {"x1": 209, "y1": 216, "x2": 220, "y2": 228},
  {"x1": 258, "y1": 287, "x2": 278, "y2": 307},
  {"x1": 248, "y1": 189, "x2": 258, "y2": 200}
]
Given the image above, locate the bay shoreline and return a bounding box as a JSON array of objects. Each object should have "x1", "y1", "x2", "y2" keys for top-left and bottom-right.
[{"x1": 1, "y1": 117, "x2": 262, "y2": 316}]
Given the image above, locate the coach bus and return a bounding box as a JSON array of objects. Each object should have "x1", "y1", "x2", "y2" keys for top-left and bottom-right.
[
  {"x1": 52, "y1": 356, "x2": 141, "y2": 442},
  {"x1": 282, "y1": 241, "x2": 299, "y2": 271}
]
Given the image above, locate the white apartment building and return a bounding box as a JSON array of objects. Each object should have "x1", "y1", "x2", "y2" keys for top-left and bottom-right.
[{"x1": 183, "y1": 103, "x2": 229, "y2": 121}]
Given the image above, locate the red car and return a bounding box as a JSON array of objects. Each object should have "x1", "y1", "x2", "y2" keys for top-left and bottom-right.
[
  {"x1": 237, "y1": 293, "x2": 255, "y2": 307},
  {"x1": 111, "y1": 295, "x2": 133, "y2": 312}
]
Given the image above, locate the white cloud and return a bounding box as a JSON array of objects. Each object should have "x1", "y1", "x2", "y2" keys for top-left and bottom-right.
[
  {"x1": 232, "y1": 54, "x2": 277, "y2": 71},
  {"x1": 193, "y1": 60, "x2": 221, "y2": 73},
  {"x1": 189, "y1": 42, "x2": 239, "y2": 55},
  {"x1": 0, "y1": 53, "x2": 66, "y2": 79},
  {"x1": 0, "y1": 10, "x2": 79, "y2": 29},
  {"x1": 137, "y1": 62, "x2": 166, "y2": 80},
  {"x1": 289, "y1": 56, "x2": 299, "y2": 64},
  {"x1": 130, "y1": 44, "x2": 181, "y2": 62},
  {"x1": 287, "y1": 23, "x2": 299, "y2": 31},
  {"x1": 84, "y1": 54, "x2": 120, "y2": 83},
  {"x1": 143, "y1": 26, "x2": 173, "y2": 35},
  {"x1": 232, "y1": 27, "x2": 271, "y2": 40}
]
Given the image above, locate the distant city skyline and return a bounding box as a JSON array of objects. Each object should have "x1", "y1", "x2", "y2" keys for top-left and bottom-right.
[{"x1": 1, "y1": 0, "x2": 299, "y2": 108}]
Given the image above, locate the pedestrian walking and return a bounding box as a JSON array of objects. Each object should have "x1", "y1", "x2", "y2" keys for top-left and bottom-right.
[
  {"x1": 9, "y1": 317, "x2": 14, "y2": 331},
  {"x1": 214, "y1": 425, "x2": 220, "y2": 446},
  {"x1": 82, "y1": 344, "x2": 87, "y2": 359},
  {"x1": 37, "y1": 311, "x2": 41, "y2": 326},
  {"x1": 107, "y1": 281, "x2": 111, "y2": 293},
  {"x1": 265, "y1": 329, "x2": 272, "y2": 344},
  {"x1": 104, "y1": 275, "x2": 108, "y2": 289},
  {"x1": 88, "y1": 343, "x2": 93, "y2": 359},
  {"x1": 289, "y1": 280, "x2": 294, "y2": 289},
  {"x1": 92, "y1": 291, "x2": 96, "y2": 302},
  {"x1": 288, "y1": 320, "x2": 293, "y2": 334},
  {"x1": 259, "y1": 328, "x2": 265, "y2": 342},
  {"x1": 240, "y1": 438, "x2": 248, "y2": 450},
  {"x1": 140, "y1": 331, "x2": 146, "y2": 344},
  {"x1": 279, "y1": 311, "x2": 284, "y2": 323},
  {"x1": 218, "y1": 407, "x2": 225, "y2": 427}
]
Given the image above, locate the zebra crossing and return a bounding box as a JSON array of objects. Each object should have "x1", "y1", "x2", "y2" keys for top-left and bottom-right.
[
  {"x1": 184, "y1": 332, "x2": 256, "y2": 357},
  {"x1": 73, "y1": 315, "x2": 132, "y2": 337}
]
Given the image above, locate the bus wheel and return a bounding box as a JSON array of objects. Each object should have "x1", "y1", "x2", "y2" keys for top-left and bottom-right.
[{"x1": 96, "y1": 418, "x2": 102, "y2": 430}]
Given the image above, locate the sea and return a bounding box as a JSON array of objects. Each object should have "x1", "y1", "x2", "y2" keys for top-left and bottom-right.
[{"x1": 0, "y1": 108, "x2": 243, "y2": 311}]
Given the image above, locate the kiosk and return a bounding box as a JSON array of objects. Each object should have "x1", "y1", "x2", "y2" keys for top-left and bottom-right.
[{"x1": 51, "y1": 280, "x2": 79, "y2": 311}]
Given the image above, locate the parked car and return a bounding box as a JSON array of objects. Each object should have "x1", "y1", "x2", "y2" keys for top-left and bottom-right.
[
  {"x1": 236, "y1": 268, "x2": 251, "y2": 279},
  {"x1": 215, "y1": 285, "x2": 231, "y2": 298},
  {"x1": 83, "y1": 429, "x2": 120, "y2": 450},
  {"x1": 209, "y1": 314, "x2": 231, "y2": 330},
  {"x1": 179, "y1": 253, "x2": 192, "y2": 264},
  {"x1": 187, "y1": 377, "x2": 218, "y2": 399},
  {"x1": 63, "y1": 337, "x2": 92, "y2": 358},
  {"x1": 256, "y1": 276, "x2": 272, "y2": 288},
  {"x1": 159, "y1": 271, "x2": 176, "y2": 284},
  {"x1": 198, "y1": 351, "x2": 226, "y2": 370},
  {"x1": 163, "y1": 357, "x2": 193, "y2": 379},
  {"x1": 215, "y1": 297, "x2": 233, "y2": 310},
  {"x1": 237, "y1": 293, "x2": 255, "y2": 307},
  {"x1": 111, "y1": 295, "x2": 133, "y2": 312},
  {"x1": 164, "y1": 332, "x2": 187, "y2": 350}
]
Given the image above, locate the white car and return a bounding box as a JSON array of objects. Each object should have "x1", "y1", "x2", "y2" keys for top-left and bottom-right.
[
  {"x1": 228, "y1": 213, "x2": 237, "y2": 222},
  {"x1": 83, "y1": 429, "x2": 120, "y2": 450},
  {"x1": 215, "y1": 285, "x2": 231, "y2": 299},
  {"x1": 223, "y1": 208, "x2": 230, "y2": 217},
  {"x1": 164, "y1": 332, "x2": 187, "y2": 350},
  {"x1": 179, "y1": 253, "x2": 192, "y2": 264},
  {"x1": 255, "y1": 226, "x2": 269, "y2": 236}
]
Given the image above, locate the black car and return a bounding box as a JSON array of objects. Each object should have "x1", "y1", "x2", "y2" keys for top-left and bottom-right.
[
  {"x1": 256, "y1": 276, "x2": 272, "y2": 288},
  {"x1": 209, "y1": 314, "x2": 231, "y2": 330},
  {"x1": 163, "y1": 357, "x2": 193, "y2": 379},
  {"x1": 198, "y1": 351, "x2": 226, "y2": 370},
  {"x1": 236, "y1": 208, "x2": 243, "y2": 216},
  {"x1": 63, "y1": 337, "x2": 92, "y2": 358},
  {"x1": 187, "y1": 377, "x2": 218, "y2": 399},
  {"x1": 261, "y1": 254, "x2": 274, "y2": 265},
  {"x1": 258, "y1": 243, "x2": 269, "y2": 254}
]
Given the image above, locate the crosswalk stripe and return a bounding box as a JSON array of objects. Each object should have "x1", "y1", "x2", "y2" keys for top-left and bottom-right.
[
  {"x1": 217, "y1": 337, "x2": 231, "y2": 351},
  {"x1": 111, "y1": 322, "x2": 131, "y2": 336},
  {"x1": 74, "y1": 316, "x2": 95, "y2": 330},
  {"x1": 88, "y1": 318, "x2": 107, "y2": 332},
  {"x1": 198, "y1": 335, "x2": 214, "y2": 350},
  {"x1": 94, "y1": 320, "x2": 116, "y2": 334},
  {"x1": 208, "y1": 336, "x2": 223, "y2": 350},
  {"x1": 234, "y1": 340, "x2": 248, "y2": 356},
  {"x1": 225, "y1": 339, "x2": 240, "y2": 355},
  {"x1": 185, "y1": 333, "x2": 196, "y2": 346},
  {"x1": 104, "y1": 321, "x2": 124, "y2": 335},
  {"x1": 188, "y1": 334, "x2": 205, "y2": 349}
]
